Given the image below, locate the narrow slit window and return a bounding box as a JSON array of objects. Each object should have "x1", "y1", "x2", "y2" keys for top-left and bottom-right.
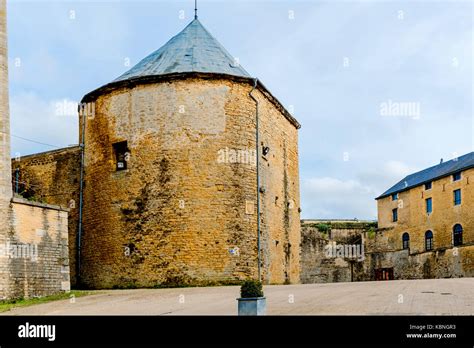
[
  {"x1": 426, "y1": 198, "x2": 432, "y2": 214},
  {"x1": 113, "y1": 141, "x2": 129, "y2": 171},
  {"x1": 454, "y1": 189, "x2": 461, "y2": 205}
]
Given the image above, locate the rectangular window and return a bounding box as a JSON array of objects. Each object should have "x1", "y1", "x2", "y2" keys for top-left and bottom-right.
[
  {"x1": 453, "y1": 172, "x2": 461, "y2": 181},
  {"x1": 392, "y1": 208, "x2": 398, "y2": 222},
  {"x1": 425, "y1": 181, "x2": 432, "y2": 190},
  {"x1": 426, "y1": 198, "x2": 432, "y2": 214},
  {"x1": 391, "y1": 193, "x2": 398, "y2": 201},
  {"x1": 113, "y1": 141, "x2": 129, "y2": 171},
  {"x1": 454, "y1": 189, "x2": 461, "y2": 205}
]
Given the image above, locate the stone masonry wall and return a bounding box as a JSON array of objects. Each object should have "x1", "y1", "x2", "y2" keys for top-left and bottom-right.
[
  {"x1": 300, "y1": 220, "x2": 375, "y2": 283},
  {"x1": 1, "y1": 198, "x2": 70, "y2": 300},
  {"x1": 0, "y1": 0, "x2": 13, "y2": 297},
  {"x1": 11, "y1": 146, "x2": 81, "y2": 286},
  {"x1": 301, "y1": 218, "x2": 473, "y2": 282},
  {"x1": 80, "y1": 77, "x2": 300, "y2": 288},
  {"x1": 253, "y1": 85, "x2": 301, "y2": 284}
]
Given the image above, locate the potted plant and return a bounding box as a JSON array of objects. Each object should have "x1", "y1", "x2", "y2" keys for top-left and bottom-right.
[{"x1": 237, "y1": 279, "x2": 266, "y2": 315}]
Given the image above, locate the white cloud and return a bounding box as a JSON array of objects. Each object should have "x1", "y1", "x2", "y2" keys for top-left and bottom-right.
[
  {"x1": 10, "y1": 92, "x2": 78, "y2": 156},
  {"x1": 383, "y1": 160, "x2": 418, "y2": 179},
  {"x1": 301, "y1": 160, "x2": 420, "y2": 220},
  {"x1": 301, "y1": 176, "x2": 378, "y2": 220}
]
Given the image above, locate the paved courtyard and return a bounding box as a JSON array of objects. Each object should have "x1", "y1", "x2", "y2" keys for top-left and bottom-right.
[{"x1": 2, "y1": 278, "x2": 473, "y2": 315}]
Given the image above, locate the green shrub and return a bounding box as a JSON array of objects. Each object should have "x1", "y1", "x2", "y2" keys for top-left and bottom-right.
[
  {"x1": 316, "y1": 223, "x2": 330, "y2": 234},
  {"x1": 240, "y1": 280, "x2": 264, "y2": 298},
  {"x1": 367, "y1": 227, "x2": 376, "y2": 239}
]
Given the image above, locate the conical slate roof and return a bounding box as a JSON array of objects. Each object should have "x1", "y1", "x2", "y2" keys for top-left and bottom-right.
[
  {"x1": 81, "y1": 18, "x2": 300, "y2": 129},
  {"x1": 114, "y1": 18, "x2": 251, "y2": 82}
]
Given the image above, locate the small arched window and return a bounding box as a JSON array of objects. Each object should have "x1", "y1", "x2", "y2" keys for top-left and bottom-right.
[
  {"x1": 425, "y1": 230, "x2": 433, "y2": 251},
  {"x1": 402, "y1": 232, "x2": 410, "y2": 250},
  {"x1": 453, "y1": 224, "x2": 463, "y2": 246}
]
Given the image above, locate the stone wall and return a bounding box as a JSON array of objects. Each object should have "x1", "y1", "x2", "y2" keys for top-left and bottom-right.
[
  {"x1": 10, "y1": 146, "x2": 81, "y2": 286},
  {"x1": 300, "y1": 220, "x2": 375, "y2": 283},
  {"x1": 363, "y1": 229, "x2": 474, "y2": 280},
  {"x1": 0, "y1": 198, "x2": 70, "y2": 300},
  {"x1": 301, "y1": 218, "x2": 473, "y2": 283},
  {"x1": 0, "y1": 0, "x2": 13, "y2": 297},
  {"x1": 79, "y1": 77, "x2": 300, "y2": 288}
]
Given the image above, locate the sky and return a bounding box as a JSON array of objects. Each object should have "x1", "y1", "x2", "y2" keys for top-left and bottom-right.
[{"x1": 5, "y1": 0, "x2": 473, "y2": 220}]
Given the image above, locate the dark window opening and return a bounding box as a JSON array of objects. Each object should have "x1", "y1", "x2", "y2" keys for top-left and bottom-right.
[
  {"x1": 425, "y1": 230, "x2": 433, "y2": 251},
  {"x1": 391, "y1": 193, "x2": 398, "y2": 201},
  {"x1": 454, "y1": 189, "x2": 461, "y2": 205},
  {"x1": 425, "y1": 181, "x2": 432, "y2": 190},
  {"x1": 392, "y1": 208, "x2": 398, "y2": 222},
  {"x1": 453, "y1": 224, "x2": 463, "y2": 246},
  {"x1": 453, "y1": 172, "x2": 461, "y2": 181},
  {"x1": 402, "y1": 232, "x2": 410, "y2": 250},
  {"x1": 113, "y1": 141, "x2": 129, "y2": 171}
]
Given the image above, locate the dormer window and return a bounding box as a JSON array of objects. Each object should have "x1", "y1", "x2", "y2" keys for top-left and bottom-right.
[
  {"x1": 453, "y1": 172, "x2": 461, "y2": 181},
  {"x1": 391, "y1": 193, "x2": 398, "y2": 201},
  {"x1": 113, "y1": 141, "x2": 129, "y2": 171},
  {"x1": 425, "y1": 181, "x2": 432, "y2": 190}
]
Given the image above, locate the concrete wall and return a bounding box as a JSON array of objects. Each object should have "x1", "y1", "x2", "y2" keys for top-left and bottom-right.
[
  {"x1": 1, "y1": 198, "x2": 70, "y2": 300},
  {"x1": 79, "y1": 77, "x2": 300, "y2": 288},
  {"x1": 11, "y1": 146, "x2": 81, "y2": 286}
]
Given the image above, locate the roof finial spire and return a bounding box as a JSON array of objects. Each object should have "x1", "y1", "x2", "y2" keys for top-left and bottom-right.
[{"x1": 194, "y1": 0, "x2": 198, "y2": 19}]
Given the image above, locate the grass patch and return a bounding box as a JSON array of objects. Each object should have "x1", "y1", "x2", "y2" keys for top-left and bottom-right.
[{"x1": 0, "y1": 290, "x2": 92, "y2": 313}]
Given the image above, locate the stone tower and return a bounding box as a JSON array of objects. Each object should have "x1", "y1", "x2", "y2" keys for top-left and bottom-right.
[
  {"x1": 79, "y1": 18, "x2": 301, "y2": 288},
  {"x1": 0, "y1": 0, "x2": 11, "y2": 207},
  {"x1": 0, "y1": 0, "x2": 12, "y2": 298}
]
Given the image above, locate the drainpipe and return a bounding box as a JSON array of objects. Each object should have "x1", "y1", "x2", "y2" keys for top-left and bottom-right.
[
  {"x1": 249, "y1": 78, "x2": 261, "y2": 282},
  {"x1": 14, "y1": 168, "x2": 19, "y2": 194},
  {"x1": 77, "y1": 106, "x2": 86, "y2": 285}
]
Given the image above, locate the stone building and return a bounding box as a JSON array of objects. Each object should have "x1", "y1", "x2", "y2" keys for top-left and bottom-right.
[
  {"x1": 0, "y1": 0, "x2": 70, "y2": 300},
  {"x1": 300, "y1": 154, "x2": 474, "y2": 283},
  {"x1": 369, "y1": 153, "x2": 474, "y2": 279},
  {"x1": 11, "y1": 17, "x2": 301, "y2": 288}
]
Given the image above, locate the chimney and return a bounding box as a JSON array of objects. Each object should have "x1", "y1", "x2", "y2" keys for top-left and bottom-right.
[{"x1": 440, "y1": 158, "x2": 443, "y2": 164}]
